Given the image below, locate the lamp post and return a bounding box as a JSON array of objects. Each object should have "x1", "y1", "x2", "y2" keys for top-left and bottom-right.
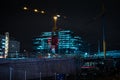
[
  {"x1": 51, "y1": 16, "x2": 58, "y2": 54},
  {"x1": 53, "y1": 16, "x2": 58, "y2": 32},
  {"x1": 23, "y1": 6, "x2": 28, "y2": 10}
]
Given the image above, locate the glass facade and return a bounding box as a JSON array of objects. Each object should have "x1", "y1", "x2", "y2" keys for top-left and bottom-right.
[{"x1": 33, "y1": 30, "x2": 88, "y2": 55}]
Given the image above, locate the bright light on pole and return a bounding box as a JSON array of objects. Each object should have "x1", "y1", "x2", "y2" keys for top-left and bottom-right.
[
  {"x1": 41, "y1": 10, "x2": 45, "y2": 14},
  {"x1": 51, "y1": 15, "x2": 60, "y2": 54},
  {"x1": 34, "y1": 9, "x2": 38, "y2": 12},
  {"x1": 53, "y1": 16, "x2": 58, "y2": 20},
  {"x1": 56, "y1": 15, "x2": 60, "y2": 17},
  {"x1": 53, "y1": 16, "x2": 58, "y2": 31},
  {"x1": 23, "y1": 6, "x2": 28, "y2": 10}
]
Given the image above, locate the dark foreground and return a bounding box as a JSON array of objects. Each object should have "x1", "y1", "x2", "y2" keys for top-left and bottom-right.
[
  {"x1": 0, "y1": 58, "x2": 120, "y2": 80},
  {"x1": 30, "y1": 58, "x2": 120, "y2": 80},
  {"x1": 29, "y1": 70, "x2": 120, "y2": 80}
]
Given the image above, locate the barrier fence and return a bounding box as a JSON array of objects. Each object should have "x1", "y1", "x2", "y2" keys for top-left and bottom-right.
[{"x1": 9, "y1": 68, "x2": 67, "y2": 80}]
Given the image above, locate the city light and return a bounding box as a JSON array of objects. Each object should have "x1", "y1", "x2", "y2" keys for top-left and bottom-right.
[
  {"x1": 57, "y1": 15, "x2": 60, "y2": 17},
  {"x1": 41, "y1": 10, "x2": 45, "y2": 14},
  {"x1": 53, "y1": 16, "x2": 58, "y2": 31},
  {"x1": 53, "y1": 16, "x2": 58, "y2": 21},
  {"x1": 23, "y1": 6, "x2": 28, "y2": 10},
  {"x1": 34, "y1": 9, "x2": 38, "y2": 13},
  {"x1": 23, "y1": 6, "x2": 47, "y2": 15}
]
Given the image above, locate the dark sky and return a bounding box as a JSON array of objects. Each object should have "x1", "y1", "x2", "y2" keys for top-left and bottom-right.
[{"x1": 0, "y1": 0, "x2": 120, "y2": 52}]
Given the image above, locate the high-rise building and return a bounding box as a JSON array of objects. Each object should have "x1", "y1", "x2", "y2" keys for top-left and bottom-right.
[
  {"x1": 33, "y1": 30, "x2": 89, "y2": 56},
  {"x1": 0, "y1": 34, "x2": 20, "y2": 58}
]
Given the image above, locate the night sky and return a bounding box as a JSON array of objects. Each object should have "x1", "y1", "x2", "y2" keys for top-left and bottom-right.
[{"x1": 0, "y1": 0, "x2": 120, "y2": 52}]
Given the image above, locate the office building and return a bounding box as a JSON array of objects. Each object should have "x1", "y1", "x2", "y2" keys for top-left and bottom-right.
[
  {"x1": 33, "y1": 30, "x2": 89, "y2": 56},
  {"x1": 0, "y1": 34, "x2": 20, "y2": 58}
]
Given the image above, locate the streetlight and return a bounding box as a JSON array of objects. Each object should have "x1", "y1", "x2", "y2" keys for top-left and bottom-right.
[
  {"x1": 34, "y1": 9, "x2": 46, "y2": 14},
  {"x1": 53, "y1": 16, "x2": 58, "y2": 31},
  {"x1": 41, "y1": 10, "x2": 45, "y2": 14},
  {"x1": 23, "y1": 6, "x2": 28, "y2": 10},
  {"x1": 23, "y1": 6, "x2": 46, "y2": 14},
  {"x1": 34, "y1": 9, "x2": 38, "y2": 13},
  {"x1": 51, "y1": 15, "x2": 61, "y2": 54}
]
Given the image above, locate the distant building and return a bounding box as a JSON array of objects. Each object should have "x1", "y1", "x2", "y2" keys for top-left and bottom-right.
[
  {"x1": 8, "y1": 40, "x2": 20, "y2": 57},
  {"x1": 0, "y1": 35, "x2": 5, "y2": 58},
  {"x1": 0, "y1": 34, "x2": 20, "y2": 58},
  {"x1": 94, "y1": 50, "x2": 120, "y2": 58},
  {"x1": 32, "y1": 30, "x2": 89, "y2": 57}
]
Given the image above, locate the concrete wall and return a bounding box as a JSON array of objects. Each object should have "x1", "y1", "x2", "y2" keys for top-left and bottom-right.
[{"x1": 0, "y1": 58, "x2": 76, "y2": 80}]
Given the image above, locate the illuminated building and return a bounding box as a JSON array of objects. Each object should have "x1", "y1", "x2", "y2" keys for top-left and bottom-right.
[
  {"x1": 0, "y1": 35, "x2": 5, "y2": 58},
  {"x1": 33, "y1": 30, "x2": 89, "y2": 56},
  {"x1": 0, "y1": 34, "x2": 20, "y2": 58},
  {"x1": 4, "y1": 32, "x2": 9, "y2": 58},
  {"x1": 94, "y1": 50, "x2": 120, "y2": 58}
]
